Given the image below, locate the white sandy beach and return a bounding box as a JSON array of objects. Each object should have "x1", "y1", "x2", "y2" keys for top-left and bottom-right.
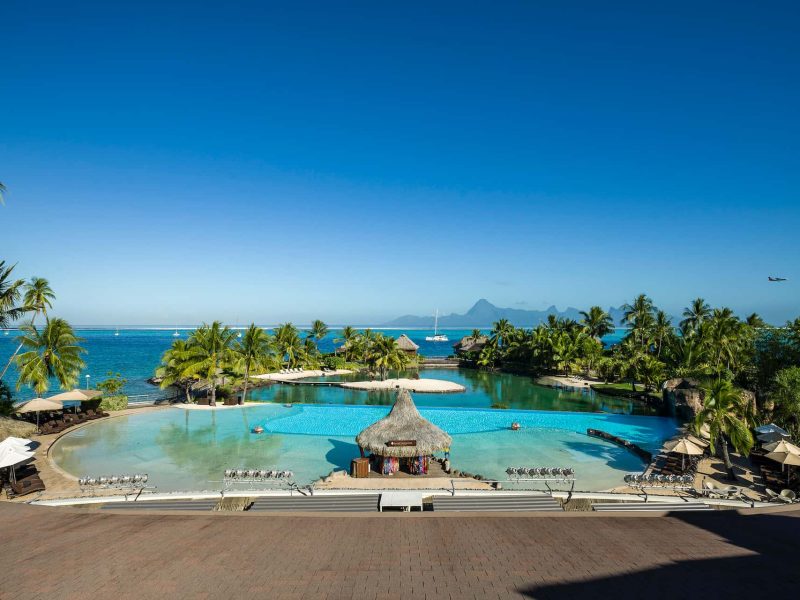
[
  {"x1": 251, "y1": 369, "x2": 353, "y2": 381},
  {"x1": 340, "y1": 378, "x2": 465, "y2": 393}
]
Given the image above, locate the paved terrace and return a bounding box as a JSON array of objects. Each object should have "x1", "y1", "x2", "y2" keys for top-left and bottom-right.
[{"x1": 2, "y1": 502, "x2": 800, "y2": 599}]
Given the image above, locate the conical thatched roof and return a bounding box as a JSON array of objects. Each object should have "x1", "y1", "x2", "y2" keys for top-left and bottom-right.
[
  {"x1": 356, "y1": 388, "x2": 451, "y2": 458},
  {"x1": 395, "y1": 334, "x2": 419, "y2": 352}
]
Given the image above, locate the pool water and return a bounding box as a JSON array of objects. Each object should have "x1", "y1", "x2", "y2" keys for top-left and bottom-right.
[
  {"x1": 248, "y1": 368, "x2": 661, "y2": 415},
  {"x1": 50, "y1": 403, "x2": 678, "y2": 492}
]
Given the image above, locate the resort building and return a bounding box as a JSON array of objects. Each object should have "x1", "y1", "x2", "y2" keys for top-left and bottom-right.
[
  {"x1": 395, "y1": 334, "x2": 420, "y2": 355},
  {"x1": 356, "y1": 388, "x2": 451, "y2": 476},
  {"x1": 453, "y1": 334, "x2": 489, "y2": 355}
]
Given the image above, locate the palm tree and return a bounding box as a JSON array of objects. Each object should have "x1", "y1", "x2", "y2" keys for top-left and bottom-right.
[
  {"x1": 621, "y1": 294, "x2": 655, "y2": 350},
  {"x1": 745, "y1": 313, "x2": 766, "y2": 329},
  {"x1": 273, "y1": 322, "x2": 304, "y2": 368},
  {"x1": 579, "y1": 306, "x2": 614, "y2": 339},
  {"x1": 15, "y1": 318, "x2": 86, "y2": 395},
  {"x1": 366, "y1": 334, "x2": 409, "y2": 380},
  {"x1": 680, "y1": 297, "x2": 711, "y2": 333},
  {"x1": 638, "y1": 355, "x2": 666, "y2": 392},
  {"x1": 490, "y1": 319, "x2": 514, "y2": 348},
  {"x1": 0, "y1": 261, "x2": 25, "y2": 329},
  {"x1": 664, "y1": 334, "x2": 709, "y2": 378},
  {"x1": 695, "y1": 379, "x2": 754, "y2": 480},
  {"x1": 183, "y1": 321, "x2": 237, "y2": 406},
  {"x1": 307, "y1": 319, "x2": 329, "y2": 355},
  {"x1": 233, "y1": 324, "x2": 273, "y2": 405},
  {"x1": 1, "y1": 277, "x2": 55, "y2": 379},
  {"x1": 470, "y1": 328, "x2": 483, "y2": 341},
  {"x1": 156, "y1": 339, "x2": 196, "y2": 403},
  {"x1": 652, "y1": 310, "x2": 673, "y2": 358},
  {"x1": 334, "y1": 325, "x2": 357, "y2": 361},
  {"x1": 706, "y1": 308, "x2": 745, "y2": 375}
]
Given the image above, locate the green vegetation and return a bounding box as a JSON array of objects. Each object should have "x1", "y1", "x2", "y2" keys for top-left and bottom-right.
[
  {"x1": 96, "y1": 372, "x2": 128, "y2": 395},
  {"x1": 156, "y1": 321, "x2": 415, "y2": 405},
  {"x1": 1, "y1": 257, "x2": 86, "y2": 408},
  {"x1": 99, "y1": 395, "x2": 128, "y2": 412},
  {"x1": 459, "y1": 296, "x2": 800, "y2": 447}
]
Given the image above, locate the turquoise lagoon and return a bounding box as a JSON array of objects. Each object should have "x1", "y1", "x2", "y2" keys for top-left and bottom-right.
[{"x1": 50, "y1": 402, "x2": 678, "y2": 492}]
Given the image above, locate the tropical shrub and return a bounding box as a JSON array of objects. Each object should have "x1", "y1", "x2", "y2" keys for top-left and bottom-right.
[{"x1": 99, "y1": 395, "x2": 128, "y2": 411}]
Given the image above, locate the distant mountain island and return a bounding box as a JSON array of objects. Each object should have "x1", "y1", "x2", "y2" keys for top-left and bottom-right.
[{"x1": 382, "y1": 299, "x2": 626, "y2": 328}]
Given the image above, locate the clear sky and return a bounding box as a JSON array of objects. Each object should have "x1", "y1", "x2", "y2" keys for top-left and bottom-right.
[{"x1": 1, "y1": 1, "x2": 798, "y2": 326}]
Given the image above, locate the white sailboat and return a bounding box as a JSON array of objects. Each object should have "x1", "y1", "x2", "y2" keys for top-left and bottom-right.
[
  {"x1": 114, "y1": 327, "x2": 119, "y2": 336},
  {"x1": 425, "y1": 309, "x2": 449, "y2": 342},
  {"x1": 173, "y1": 327, "x2": 180, "y2": 337}
]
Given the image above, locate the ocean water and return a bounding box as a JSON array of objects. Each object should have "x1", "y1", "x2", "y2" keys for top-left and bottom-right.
[
  {"x1": 49, "y1": 403, "x2": 676, "y2": 492},
  {"x1": 0, "y1": 327, "x2": 627, "y2": 402}
]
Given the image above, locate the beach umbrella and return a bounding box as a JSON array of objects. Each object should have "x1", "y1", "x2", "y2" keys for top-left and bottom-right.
[
  {"x1": 48, "y1": 389, "x2": 103, "y2": 413},
  {"x1": 0, "y1": 445, "x2": 35, "y2": 484},
  {"x1": 0, "y1": 437, "x2": 34, "y2": 452},
  {"x1": 755, "y1": 423, "x2": 790, "y2": 436},
  {"x1": 16, "y1": 398, "x2": 64, "y2": 430},
  {"x1": 765, "y1": 444, "x2": 800, "y2": 485},
  {"x1": 665, "y1": 437, "x2": 705, "y2": 470},
  {"x1": 758, "y1": 430, "x2": 790, "y2": 444},
  {"x1": 762, "y1": 439, "x2": 800, "y2": 455}
]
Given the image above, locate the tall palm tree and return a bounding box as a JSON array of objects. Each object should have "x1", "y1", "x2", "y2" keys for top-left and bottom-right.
[
  {"x1": 334, "y1": 325, "x2": 357, "y2": 361},
  {"x1": 706, "y1": 308, "x2": 745, "y2": 375},
  {"x1": 745, "y1": 313, "x2": 766, "y2": 329},
  {"x1": 652, "y1": 310, "x2": 673, "y2": 358},
  {"x1": 15, "y1": 318, "x2": 86, "y2": 395},
  {"x1": 490, "y1": 319, "x2": 514, "y2": 348},
  {"x1": 621, "y1": 294, "x2": 655, "y2": 350},
  {"x1": 156, "y1": 339, "x2": 196, "y2": 403},
  {"x1": 469, "y1": 328, "x2": 483, "y2": 341},
  {"x1": 579, "y1": 306, "x2": 614, "y2": 339},
  {"x1": 273, "y1": 322, "x2": 304, "y2": 368},
  {"x1": 308, "y1": 319, "x2": 329, "y2": 354},
  {"x1": 183, "y1": 321, "x2": 237, "y2": 406},
  {"x1": 233, "y1": 324, "x2": 273, "y2": 405},
  {"x1": 367, "y1": 334, "x2": 409, "y2": 380},
  {"x1": 1, "y1": 277, "x2": 55, "y2": 379},
  {"x1": 694, "y1": 379, "x2": 754, "y2": 480},
  {"x1": 680, "y1": 297, "x2": 711, "y2": 333},
  {"x1": 0, "y1": 261, "x2": 25, "y2": 329}
]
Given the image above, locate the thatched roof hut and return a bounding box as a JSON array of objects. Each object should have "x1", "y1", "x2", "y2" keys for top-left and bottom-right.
[
  {"x1": 356, "y1": 388, "x2": 451, "y2": 458},
  {"x1": 453, "y1": 335, "x2": 488, "y2": 354},
  {"x1": 395, "y1": 334, "x2": 419, "y2": 354}
]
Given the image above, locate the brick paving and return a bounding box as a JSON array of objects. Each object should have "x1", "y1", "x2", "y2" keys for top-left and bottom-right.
[{"x1": 1, "y1": 502, "x2": 799, "y2": 599}]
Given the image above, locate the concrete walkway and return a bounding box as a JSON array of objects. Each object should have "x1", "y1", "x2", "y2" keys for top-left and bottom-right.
[{"x1": 1, "y1": 501, "x2": 799, "y2": 599}]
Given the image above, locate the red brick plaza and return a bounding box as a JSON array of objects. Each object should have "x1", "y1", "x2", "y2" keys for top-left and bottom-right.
[{"x1": 1, "y1": 502, "x2": 799, "y2": 599}]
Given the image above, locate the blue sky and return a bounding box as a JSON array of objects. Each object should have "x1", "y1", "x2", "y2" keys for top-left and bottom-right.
[{"x1": 1, "y1": 1, "x2": 798, "y2": 325}]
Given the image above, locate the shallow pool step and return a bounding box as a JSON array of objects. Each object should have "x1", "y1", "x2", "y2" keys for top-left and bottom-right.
[
  {"x1": 249, "y1": 494, "x2": 381, "y2": 512},
  {"x1": 592, "y1": 502, "x2": 713, "y2": 512},
  {"x1": 432, "y1": 494, "x2": 563, "y2": 512},
  {"x1": 100, "y1": 499, "x2": 220, "y2": 511}
]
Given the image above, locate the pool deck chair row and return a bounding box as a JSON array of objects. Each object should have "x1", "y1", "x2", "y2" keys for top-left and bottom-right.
[
  {"x1": 249, "y1": 494, "x2": 381, "y2": 512},
  {"x1": 432, "y1": 494, "x2": 563, "y2": 512},
  {"x1": 592, "y1": 501, "x2": 713, "y2": 512}
]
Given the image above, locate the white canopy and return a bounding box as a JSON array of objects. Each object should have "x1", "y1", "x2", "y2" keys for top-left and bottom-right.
[
  {"x1": 0, "y1": 437, "x2": 34, "y2": 451},
  {"x1": 0, "y1": 445, "x2": 35, "y2": 469}
]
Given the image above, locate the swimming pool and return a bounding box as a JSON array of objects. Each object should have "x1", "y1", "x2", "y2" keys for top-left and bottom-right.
[{"x1": 50, "y1": 403, "x2": 678, "y2": 492}]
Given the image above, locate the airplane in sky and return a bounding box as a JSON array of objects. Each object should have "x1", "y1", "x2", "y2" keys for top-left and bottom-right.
[{"x1": 768, "y1": 276, "x2": 788, "y2": 282}]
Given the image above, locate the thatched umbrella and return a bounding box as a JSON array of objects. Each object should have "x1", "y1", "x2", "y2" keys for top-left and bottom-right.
[
  {"x1": 665, "y1": 436, "x2": 705, "y2": 471},
  {"x1": 48, "y1": 389, "x2": 103, "y2": 413},
  {"x1": 395, "y1": 334, "x2": 419, "y2": 354},
  {"x1": 764, "y1": 440, "x2": 800, "y2": 485},
  {"x1": 16, "y1": 398, "x2": 64, "y2": 430},
  {"x1": 356, "y1": 388, "x2": 451, "y2": 458}
]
